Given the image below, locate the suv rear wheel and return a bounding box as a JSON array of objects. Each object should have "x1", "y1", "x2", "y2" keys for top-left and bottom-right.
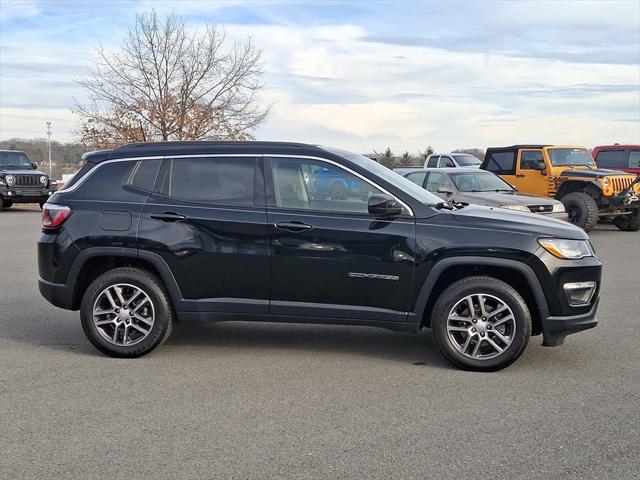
[
  {"x1": 80, "y1": 267, "x2": 174, "y2": 357},
  {"x1": 560, "y1": 192, "x2": 598, "y2": 231},
  {"x1": 431, "y1": 276, "x2": 531, "y2": 371},
  {"x1": 613, "y1": 209, "x2": 640, "y2": 231}
]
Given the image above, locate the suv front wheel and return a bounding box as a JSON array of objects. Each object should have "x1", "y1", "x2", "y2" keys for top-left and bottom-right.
[
  {"x1": 561, "y1": 192, "x2": 598, "y2": 231},
  {"x1": 431, "y1": 276, "x2": 531, "y2": 371},
  {"x1": 80, "y1": 267, "x2": 174, "y2": 357}
]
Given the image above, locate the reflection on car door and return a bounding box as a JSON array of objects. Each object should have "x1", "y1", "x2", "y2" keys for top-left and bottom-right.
[{"x1": 265, "y1": 156, "x2": 416, "y2": 322}]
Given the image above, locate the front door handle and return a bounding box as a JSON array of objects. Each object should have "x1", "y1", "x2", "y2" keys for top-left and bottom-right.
[
  {"x1": 275, "y1": 221, "x2": 313, "y2": 232},
  {"x1": 515, "y1": 174, "x2": 525, "y2": 178},
  {"x1": 150, "y1": 212, "x2": 186, "y2": 222}
]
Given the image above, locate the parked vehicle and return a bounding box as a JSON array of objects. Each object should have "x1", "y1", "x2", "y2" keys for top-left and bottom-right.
[
  {"x1": 0, "y1": 150, "x2": 56, "y2": 210},
  {"x1": 592, "y1": 145, "x2": 640, "y2": 175},
  {"x1": 424, "y1": 153, "x2": 481, "y2": 168},
  {"x1": 38, "y1": 141, "x2": 601, "y2": 371},
  {"x1": 481, "y1": 145, "x2": 640, "y2": 231},
  {"x1": 401, "y1": 168, "x2": 568, "y2": 221}
]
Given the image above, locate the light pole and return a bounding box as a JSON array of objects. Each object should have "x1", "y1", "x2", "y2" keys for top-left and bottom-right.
[{"x1": 46, "y1": 122, "x2": 52, "y2": 177}]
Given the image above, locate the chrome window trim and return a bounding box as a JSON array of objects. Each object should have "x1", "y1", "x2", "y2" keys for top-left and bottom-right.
[
  {"x1": 58, "y1": 153, "x2": 414, "y2": 216},
  {"x1": 266, "y1": 154, "x2": 414, "y2": 216}
]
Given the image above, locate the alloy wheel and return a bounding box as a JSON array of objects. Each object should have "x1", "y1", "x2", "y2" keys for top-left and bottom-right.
[
  {"x1": 446, "y1": 293, "x2": 516, "y2": 360},
  {"x1": 92, "y1": 283, "x2": 155, "y2": 346}
]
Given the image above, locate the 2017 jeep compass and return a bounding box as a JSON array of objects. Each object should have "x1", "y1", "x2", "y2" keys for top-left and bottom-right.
[{"x1": 38, "y1": 142, "x2": 601, "y2": 371}]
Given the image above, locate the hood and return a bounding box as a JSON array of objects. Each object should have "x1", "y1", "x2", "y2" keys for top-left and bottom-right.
[
  {"x1": 447, "y1": 204, "x2": 587, "y2": 240},
  {"x1": 0, "y1": 168, "x2": 46, "y2": 176},
  {"x1": 458, "y1": 191, "x2": 559, "y2": 207},
  {"x1": 561, "y1": 168, "x2": 631, "y2": 178}
]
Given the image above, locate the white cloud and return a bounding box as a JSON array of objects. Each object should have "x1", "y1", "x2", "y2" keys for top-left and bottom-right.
[{"x1": 1, "y1": 2, "x2": 638, "y2": 151}]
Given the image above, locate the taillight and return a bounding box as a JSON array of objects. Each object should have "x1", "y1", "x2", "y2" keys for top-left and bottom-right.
[{"x1": 42, "y1": 204, "x2": 72, "y2": 230}]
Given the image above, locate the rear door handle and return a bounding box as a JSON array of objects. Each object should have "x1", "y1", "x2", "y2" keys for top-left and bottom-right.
[
  {"x1": 150, "y1": 212, "x2": 186, "y2": 222},
  {"x1": 275, "y1": 221, "x2": 313, "y2": 232}
]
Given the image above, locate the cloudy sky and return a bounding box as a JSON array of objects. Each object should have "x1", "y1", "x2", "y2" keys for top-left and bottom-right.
[{"x1": 1, "y1": 0, "x2": 639, "y2": 153}]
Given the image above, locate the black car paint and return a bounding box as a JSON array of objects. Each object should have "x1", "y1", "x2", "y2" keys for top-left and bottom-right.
[{"x1": 38, "y1": 142, "x2": 601, "y2": 347}]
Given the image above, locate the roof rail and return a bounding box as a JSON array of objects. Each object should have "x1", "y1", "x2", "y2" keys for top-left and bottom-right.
[{"x1": 116, "y1": 140, "x2": 312, "y2": 150}]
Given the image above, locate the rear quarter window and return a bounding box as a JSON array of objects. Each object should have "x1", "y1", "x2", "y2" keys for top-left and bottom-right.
[{"x1": 74, "y1": 160, "x2": 161, "y2": 201}]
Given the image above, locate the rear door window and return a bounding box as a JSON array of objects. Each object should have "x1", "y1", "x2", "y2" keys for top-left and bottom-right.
[
  {"x1": 595, "y1": 149, "x2": 627, "y2": 168},
  {"x1": 485, "y1": 151, "x2": 516, "y2": 174},
  {"x1": 158, "y1": 157, "x2": 256, "y2": 206}
]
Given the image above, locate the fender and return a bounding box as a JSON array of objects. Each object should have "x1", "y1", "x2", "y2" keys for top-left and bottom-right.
[
  {"x1": 67, "y1": 247, "x2": 183, "y2": 307},
  {"x1": 555, "y1": 179, "x2": 601, "y2": 199},
  {"x1": 412, "y1": 256, "x2": 550, "y2": 325}
]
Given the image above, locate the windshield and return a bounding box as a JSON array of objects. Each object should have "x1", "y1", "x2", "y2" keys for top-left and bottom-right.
[
  {"x1": 0, "y1": 151, "x2": 32, "y2": 169},
  {"x1": 452, "y1": 154, "x2": 481, "y2": 166},
  {"x1": 548, "y1": 148, "x2": 595, "y2": 167},
  {"x1": 450, "y1": 172, "x2": 514, "y2": 192},
  {"x1": 321, "y1": 146, "x2": 442, "y2": 205}
]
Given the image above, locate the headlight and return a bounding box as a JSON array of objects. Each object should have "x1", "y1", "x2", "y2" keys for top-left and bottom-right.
[
  {"x1": 40, "y1": 175, "x2": 47, "y2": 185},
  {"x1": 538, "y1": 238, "x2": 593, "y2": 259},
  {"x1": 5, "y1": 175, "x2": 15, "y2": 186},
  {"x1": 500, "y1": 204, "x2": 529, "y2": 212},
  {"x1": 552, "y1": 203, "x2": 565, "y2": 213},
  {"x1": 601, "y1": 178, "x2": 610, "y2": 187}
]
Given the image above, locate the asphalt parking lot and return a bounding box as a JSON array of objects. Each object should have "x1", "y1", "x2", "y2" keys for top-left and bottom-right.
[{"x1": 1, "y1": 205, "x2": 639, "y2": 480}]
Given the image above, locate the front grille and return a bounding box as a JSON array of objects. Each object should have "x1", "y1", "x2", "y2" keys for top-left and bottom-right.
[
  {"x1": 15, "y1": 175, "x2": 40, "y2": 187},
  {"x1": 527, "y1": 204, "x2": 553, "y2": 213},
  {"x1": 610, "y1": 176, "x2": 633, "y2": 193}
]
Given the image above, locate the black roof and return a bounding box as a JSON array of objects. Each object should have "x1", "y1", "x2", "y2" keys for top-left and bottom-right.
[
  {"x1": 486, "y1": 144, "x2": 551, "y2": 151},
  {"x1": 83, "y1": 141, "x2": 324, "y2": 163}
]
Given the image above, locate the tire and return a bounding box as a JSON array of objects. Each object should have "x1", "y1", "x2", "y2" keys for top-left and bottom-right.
[
  {"x1": 80, "y1": 267, "x2": 174, "y2": 357},
  {"x1": 560, "y1": 192, "x2": 599, "y2": 231},
  {"x1": 613, "y1": 209, "x2": 640, "y2": 231},
  {"x1": 431, "y1": 276, "x2": 532, "y2": 371},
  {"x1": 2, "y1": 199, "x2": 13, "y2": 209},
  {"x1": 39, "y1": 201, "x2": 46, "y2": 209}
]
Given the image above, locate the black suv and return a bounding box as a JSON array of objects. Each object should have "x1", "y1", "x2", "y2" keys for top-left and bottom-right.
[
  {"x1": 38, "y1": 142, "x2": 602, "y2": 370},
  {"x1": 1, "y1": 150, "x2": 56, "y2": 209}
]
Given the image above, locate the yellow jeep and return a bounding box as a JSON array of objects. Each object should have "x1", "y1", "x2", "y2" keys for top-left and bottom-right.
[{"x1": 481, "y1": 145, "x2": 640, "y2": 231}]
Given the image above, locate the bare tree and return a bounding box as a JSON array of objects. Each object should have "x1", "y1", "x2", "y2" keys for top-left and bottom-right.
[{"x1": 75, "y1": 11, "x2": 269, "y2": 149}]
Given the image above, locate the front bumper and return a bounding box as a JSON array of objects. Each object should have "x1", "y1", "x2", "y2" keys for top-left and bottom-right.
[
  {"x1": 1, "y1": 186, "x2": 53, "y2": 203},
  {"x1": 541, "y1": 298, "x2": 598, "y2": 347}
]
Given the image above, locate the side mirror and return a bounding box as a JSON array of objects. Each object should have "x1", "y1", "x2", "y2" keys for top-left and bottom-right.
[
  {"x1": 368, "y1": 194, "x2": 403, "y2": 217},
  {"x1": 31, "y1": 163, "x2": 38, "y2": 170},
  {"x1": 437, "y1": 187, "x2": 453, "y2": 195}
]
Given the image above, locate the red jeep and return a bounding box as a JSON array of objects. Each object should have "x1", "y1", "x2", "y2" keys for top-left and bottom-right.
[{"x1": 592, "y1": 145, "x2": 640, "y2": 175}]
